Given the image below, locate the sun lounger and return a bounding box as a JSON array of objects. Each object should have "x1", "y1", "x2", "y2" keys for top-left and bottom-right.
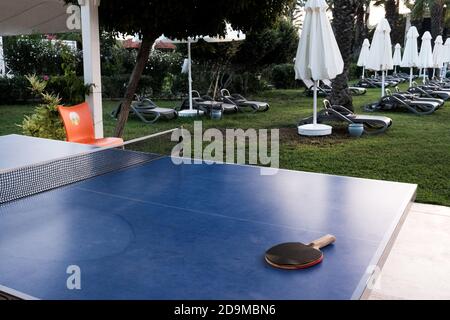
[
  {"x1": 364, "y1": 89, "x2": 438, "y2": 115},
  {"x1": 302, "y1": 79, "x2": 331, "y2": 96},
  {"x1": 408, "y1": 82, "x2": 450, "y2": 101},
  {"x1": 299, "y1": 100, "x2": 392, "y2": 135},
  {"x1": 181, "y1": 90, "x2": 237, "y2": 115},
  {"x1": 200, "y1": 93, "x2": 238, "y2": 114},
  {"x1": 111, "y1": 96, "x2": 178, "y2": 124},
  {"x1": 321, "y1": 79, "x2": 367, "y2": 96},
  {"x1": 220, "y1": 89, "x2": 269, "y2": 112},
  {"x1": 356, "y1": 77, "x2": 398, "y2": 88},
  {"x1": 393, "y1": 87, "x2": 444, "y2": 108}
]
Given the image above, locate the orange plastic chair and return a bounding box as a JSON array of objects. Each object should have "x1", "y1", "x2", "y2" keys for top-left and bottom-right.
[{"x1": 58, "y1": 102, "x2": 124, "y2": 148}]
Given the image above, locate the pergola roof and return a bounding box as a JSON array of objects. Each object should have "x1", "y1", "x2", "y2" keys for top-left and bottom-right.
[{"x1": 0, "y1": 0, "x2": 71, "y2": 36}]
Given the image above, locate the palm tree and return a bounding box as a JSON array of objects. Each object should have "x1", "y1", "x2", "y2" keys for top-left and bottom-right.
[
  {"x1": 285, "y1": 0, "x2": 307, "y2": 28},
  {"x1": 329, "y1": 0, "x2": 360, "y2": 110},
  {"x1": 354, "y1": 0, "x2": 371, "y2": 54},
  {"x1": 374, "y1": 0, "x2": 405, "y2": 45},
  {"x1": 407, "y1": 0, "x2": 448, "y2": 38}
]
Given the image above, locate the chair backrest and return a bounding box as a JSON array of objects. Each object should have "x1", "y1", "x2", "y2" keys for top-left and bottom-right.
[
  {"x1": 221, "y1": 89, "x2": 231, "y2": 97},
  {"x1": 302, "y1": 79, "x2": 314, "y2": 89},
  {"x1": 192, "y1": 90, "x2": 201, "y2": 99},
  {"x1": 323, "y1": 99, "x2": 332, "y2": 109},
  {"x1": 58, "y1": 102, "x2": 95, "y2": 143}
]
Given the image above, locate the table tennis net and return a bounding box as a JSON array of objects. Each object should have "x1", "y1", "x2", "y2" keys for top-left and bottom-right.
[{"x1": 0, "y1": 129, "x2": 182, "y2": 204}]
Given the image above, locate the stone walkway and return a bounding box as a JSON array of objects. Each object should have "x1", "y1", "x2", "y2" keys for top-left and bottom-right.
[{"x1": 368, "y1": 203, "x2": 450, "y2": 300}]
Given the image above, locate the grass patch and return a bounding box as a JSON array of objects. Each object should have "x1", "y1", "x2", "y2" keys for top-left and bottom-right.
[{"x1": 1, "y1": 83, "x2": 449, "y2": 206}]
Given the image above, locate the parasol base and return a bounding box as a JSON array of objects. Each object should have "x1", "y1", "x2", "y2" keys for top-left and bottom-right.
[
  {"x1": 298, "y1": 124, "x2": 332, "y2": 137},
  {"x1": 178, "y1": 109, "x2": 204, "y2": 117}
]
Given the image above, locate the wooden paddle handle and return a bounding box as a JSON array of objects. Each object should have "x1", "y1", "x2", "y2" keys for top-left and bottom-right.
[{"x1": 310, "y1": 234, "x2": 336, "y2": 249}]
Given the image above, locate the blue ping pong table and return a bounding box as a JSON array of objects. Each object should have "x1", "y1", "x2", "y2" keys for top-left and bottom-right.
[{"x1": 0, "y1": 134, "x2": 417, "y2": 300}]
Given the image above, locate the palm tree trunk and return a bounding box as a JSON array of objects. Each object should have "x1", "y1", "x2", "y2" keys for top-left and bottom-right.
[
  {"x1": 330, "y1": 0, "x2": 358, "y2": 110},
  {"x1": 431, "y1": 0, "x2": 444, "y2": 38},
  {"x1": 354, "y1": 3, "x2": 366, "y2": 54},
  {"x1": 114, "y1": 35, "x2": 154, "y2": 138},
  {"x1": 384, "y1": 0, "x2": 405, "y2": 45}
]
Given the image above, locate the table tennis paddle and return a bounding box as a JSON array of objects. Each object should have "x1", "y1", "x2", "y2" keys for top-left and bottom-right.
[{"x1": 265, "y1": 234, "x2": 336, "y2": 270}]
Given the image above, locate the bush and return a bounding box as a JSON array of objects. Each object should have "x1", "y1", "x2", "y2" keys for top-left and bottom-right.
[
  {"x1": 1, "y1": 74, "x2": 178, "y2": 103},
  {"x1": 170, "y1": 73, "x2": 189, "y2": 97},
  {"x1": 225, "y1": 72, "x2": 267, "y2": 94},
  {"x1": 349, "y1": 62, "x2": 360, "y2": 81},
  {"x1": 3, "y1": 35, "x2": 82, "y2": 76},
  {"x1": 0, "y1": 76, "x2": 34, "y2": 104},
  {"x1": 271, "y1": 64, "x2": 296, "y2": 89},
  {"x1": 233, "y1": 19, "x2": 299, "y2": 69},
  {"x1": 46, "y1": 76, "x2": 90, "y2": 105},
  {"x1": 101, "y1": 33, "x2": 137, "y2": 76},
  {"x1": 101, "y1": 75, "x2": 169, "y2": 99},
  {"x1": 102, "y1": 75, "x2": 129, "y2": 99},
  {"x1": 19, "y1": 75, "x2": 66, "y2": 140},
  {"x1": 143, "y1": 50, "x2": 184, "y2": 96},
  {"x1": 0, "y1": 74, "x2": 88, "y2": 105}
]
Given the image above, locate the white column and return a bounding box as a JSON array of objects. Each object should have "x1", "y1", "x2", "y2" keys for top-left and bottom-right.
[
  {"x1": 79, "y1": 0, "x2": 103, "y2": 138},
  {"x1": 409, "y1": 68, "x2": 413, "y2": 87},
  {"x1": 313, "y1": 80, "x2": 318, "y2": 125},
  {"x1": 0, "y1": 37, "x2": 5, "y2": 76},
  {"x1": 188, "y1": 40, "x2": 193, "y2": 111}
]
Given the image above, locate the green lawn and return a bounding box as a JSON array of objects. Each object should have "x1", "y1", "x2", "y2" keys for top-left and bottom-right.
[{"x1": 2, "y1": 84, "x2": 450, "y2": 206}]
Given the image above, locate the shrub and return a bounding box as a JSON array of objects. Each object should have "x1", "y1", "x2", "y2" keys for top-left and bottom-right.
[
  {"x1": 20, "y1": 75, "x2": 66, "y2": 140},
  {"x1": 46, "y1": 75, "x2": 89, "y2": 105},
  {"x1": 143, "y1": 50, "x2": 184, "y2": 95},
  {"x1": 3, "y1": 35, "x2": 82, "y2": 76},
  {"x1": 226, "y1": 72, "x2": 266, "y2": 94},
  {"x1": 101, "y1": 75, "x2": 167, "y2": 99},
  {"x1": 233, "y1": 19, "x2": 299, "y2": 70},
  {"x1": 102, "y1": 75, "x2": 129, "y2": 99},
  {"x1": 101, "y1": 33, "x2": 136, "y2": 76},
  {"x1": 0, "y1": 76, "x2": 34, "y2": 104},
  {"x1": 349, "y1": 62, "x2": 360, "y2": 81},
  {"x1": 271, "y1": 63, "x2": 296, "y2": 89},
  {"x1": 44, "y1": 47, "x2": 92, "y2": 105}
]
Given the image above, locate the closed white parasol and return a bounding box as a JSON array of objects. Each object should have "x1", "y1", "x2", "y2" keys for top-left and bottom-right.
[
  {"x1": 357, "y1": 39, "x2": 371, "y2": 79},
  {"x1": 418, "y1": 32, "x2": 433, "y2": 83},
  {"x1": 443, "y1": 38, "x2": 450, "y2": 78},
  {"x1": 432, "y1": 35, "x2": 445, "y2": 79},
  {"x1": 392, "y1": 43, "x2": 402, "y2": 74},
  {"x1": 294, "y1": 0, "x2": 344, "y2": 137},
  {"x1": 366, "y1": 18, "x2": 393, "y2": 97},
  {"x1": 401, "y1": 26, "x2": 419, "y2": 87}
]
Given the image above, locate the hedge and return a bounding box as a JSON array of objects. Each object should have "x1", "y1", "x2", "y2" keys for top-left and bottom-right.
[
  {"x1": 0, "y1": 65, "x2": 302, "y2": 105},
  {"x1": 0, "y1": 75, "x2": 168, "y2": 105}
]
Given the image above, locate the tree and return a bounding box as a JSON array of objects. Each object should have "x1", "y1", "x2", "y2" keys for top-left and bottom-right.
[
  {"x1": 69, "y1": 0, "x2": 292, "y2": 137},
  {"x1": 406, "y1": 0, "x2": 448, "y2": 38},
  {"x1": 329, "y1": 0, "x2": 359, "y2": 110},
  {"x1": 354, "y1": 0, "x2": 371, "y2": 56},
  {"x1": 233, "y1": 19, "x2": 299, "y2": 69},
  {"x1": 285, "y1": 0, "x2": 307, "y2": 28},
  {"x1": 374, "y1": 0, "x2": 405, "y2": 45},
  {"x1": 431, "y1": 0, "x2": 445, "y2": 37}
]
